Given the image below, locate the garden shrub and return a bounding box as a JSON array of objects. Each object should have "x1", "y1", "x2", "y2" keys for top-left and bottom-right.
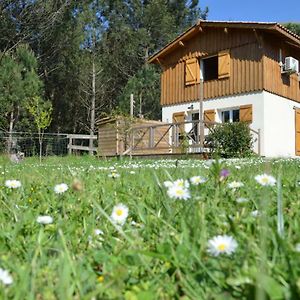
[{"x1": 207, "y1": 122, "x2": 254, "y2": 158}]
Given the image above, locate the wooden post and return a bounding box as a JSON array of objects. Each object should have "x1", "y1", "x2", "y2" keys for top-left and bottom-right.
[
  {"x1": 149, "y1": 127, "x2": 154, "y2": 148},
  {"x1": 130, "y1": 94, "x2": 134, "y2": 117},
  {"x1": 68, "y1": 136, "x2": 73, "y2": 155},
  {"x1": 199, "y1": 78, "x2": 204, "y2": 149}
]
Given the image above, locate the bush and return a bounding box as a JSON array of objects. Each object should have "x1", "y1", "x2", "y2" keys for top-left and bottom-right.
[{"x1": 207, "y1": 122, "x2": 254, "y2": 158}]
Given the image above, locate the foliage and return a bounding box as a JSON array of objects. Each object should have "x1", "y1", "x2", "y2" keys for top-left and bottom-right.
[
  {"x1": 0, "y1": 44, "x2": 43, "y2": 132},
  {"x1": 207, "y1": 122, "x2": 254, "y2": 158},
  {"x1": 0, "y1": 157, "x2": 300, "y2": 299},
  {"x1": 284, "y1": 23, "x2": 300, "y2": 36}
]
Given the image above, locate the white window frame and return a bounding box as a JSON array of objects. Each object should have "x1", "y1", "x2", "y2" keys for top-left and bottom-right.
[{"x1": 219, "y1": 107, "x2": 240, "y2": 123}]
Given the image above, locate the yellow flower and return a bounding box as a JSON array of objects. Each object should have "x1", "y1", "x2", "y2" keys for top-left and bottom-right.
[{"x1": 97, "y1": 275, "x2": 104, "y2": 283}]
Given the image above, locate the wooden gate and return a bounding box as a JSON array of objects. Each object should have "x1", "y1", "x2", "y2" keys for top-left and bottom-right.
[{"x1": 295, "y1": 109, "x2": 300, "y2": 156}]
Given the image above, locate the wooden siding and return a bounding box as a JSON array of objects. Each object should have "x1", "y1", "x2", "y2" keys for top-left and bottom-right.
[
  {"x1": 160, "y1": 28, "x2": 264, "y2": 106},
  {"x1": 263, "y1": 38, "x2": 300, "y2": 103}
]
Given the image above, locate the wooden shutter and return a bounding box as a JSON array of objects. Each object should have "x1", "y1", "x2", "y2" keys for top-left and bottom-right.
[
  {"x1": 240, "y1": 105, "x2": 253, "y2": 123},
  {"x1": 218, "y1": 50, "x2": 230, "y2": 79},
  {"x1": 185, "y1": 58, "x2": 200, "y2": 85},
  {"x1": 204, "y1": 109, "x2": 215, "y2": 123}
]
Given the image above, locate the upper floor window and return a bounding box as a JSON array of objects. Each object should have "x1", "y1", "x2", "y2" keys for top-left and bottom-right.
[{"x1": 203, "y1": 56, "x2": 218, "y2": 81}]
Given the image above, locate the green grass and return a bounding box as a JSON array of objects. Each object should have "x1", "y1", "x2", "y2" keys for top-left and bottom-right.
[{"x1": 1, "y1": 156, "x2": 300, "y2": 299}]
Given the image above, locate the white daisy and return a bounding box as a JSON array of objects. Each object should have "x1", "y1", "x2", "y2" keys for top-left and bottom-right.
[
  {"x1": 167, "y1": 186, "x2": 190, "y2": 200},
  {"x1": 94, "y1": 229, "x2": 104, "y2": 236},
  {"x1": 5, "y1": 180, "x2": 21, "y2": 189},
  {"x1": 235, "y1": 166, "x2": 241, "y2": 170},
  {"x1": 255, "y1": 174, "x2": 276, "y2": 186},
  {"x1": 108, "y1": 172, "x2": 120, "y2": 179},
  {"x1": 228, "y1": 181, "x2": 244, "y2": 189},
  {"x1": 251, "y1": 210, "x2": 260, "y2": 217},
  {"x1": 129, "y1": 171, "x2": 136, "y2": 174},
  {"x1": 236, "y1": 197, "x2": 248, "y2": 203},
  {"x1": 163, "y1": 181, "x2": 173, "y2": 188},
  {"x1": 173, "y1": 179, "x2": 190, "y2": 189},
  {"x1": 36, "y1": 216, "x2": 53, "y2": 225},
  {"x1": 111, "y1": 203, "x2": 129, "y2": 226},
  {"x1": 0, "y1": 268, "x2": 13, "y2": 285},
  {"x1": 295, "y1": 243, "x2": 300, "y2": 252},
  {"x1": 54, "y1": 183, "x2": 68, "y2": 194},
  {"x1": 190, "y1": 176, "x2": 207, "y2": 185},
  {"x1": 207, "y1": 235, "x2": 238, "y2": 256}
]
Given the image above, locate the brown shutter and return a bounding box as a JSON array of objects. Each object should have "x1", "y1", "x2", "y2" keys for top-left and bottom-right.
[
  {"x1": 218, "y1": 50, "x2": 230, "y2": 79},
  {"x1": 204, "y1": 109, "x2": 215, "y2": 123},
  {"x1": 240, "y1": 105, "x2": 253, "y2": 123},
  {"x1": 185, "y1": 58, "x2": 200, "y2": 85}
]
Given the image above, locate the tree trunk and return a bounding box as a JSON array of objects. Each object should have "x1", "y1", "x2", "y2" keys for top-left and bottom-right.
[
  {"x1": 89, "y1": 58, "x2": 96, "y2": 155},
  {"x1": 7, "y1": 110, "x2": 14, "y2": 153}
]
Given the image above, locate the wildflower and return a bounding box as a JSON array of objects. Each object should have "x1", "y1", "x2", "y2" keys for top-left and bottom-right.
[
  {"x1": 167, "y1": 186, "x2": 190, "y2": 200},
  {"x1": 71, "y1": 179, "x2": 83, "y2": 191},
  {"x1": 295, "y1": 243, "x2": 300, "y2": 252},
  {"x1": 207, "y1": 235, "x2": 238, "y2": 256},
  {"x1": 94, "y1": 229, "x2": 104, "y2": 236},
  {"x1": 228, "y1": 181, "x2": 244, "y2": 189},
  {"x1": 255, "y1": 174, "x2": 276, "y2": 186},
  {"x1": 0, "y1": 268, "x2": 13, "y2": 285},
  {"x1": 251, "y1": 210, "x2": 260, "y2": 217},
  {"x1": 5, "y1": 180, "x2": 21, "y2": 189},
  {"x1": 220, "y1": 169, "x2": 230, "y2": 181},
  {"x1": 108, "y1": 172, "x2": 120, "y2": 179},
  {"x1": 97, "y1": 275, "x2": 104, "y2": 283},
  {"x1": 236, "y1": 197, "x2": 248, "y2": 203},
  {"x1": 190, "y1": 176, "x2": 207, "y2": 185},
  {"x1": 173, "y1": 179, "x2": 190, "y2": 189},
  {"x1": 111, "y1": 203, "x2": 129, "y2": 226},
  {"x1": 129, "y1": 171, "x2": 136, "y2": 174},
  {"x1": 235, "y1": 166, "x2": 241, "y2": 170},
  {"x1": 37, "y1": 216, "x2": 53, "y2": 225},
  {"x1": 54, "y1": 183, "x2": 68, "y2": 194},
  {"x1": 163, "y1": 181, "x2": 173, "y2": 188}
]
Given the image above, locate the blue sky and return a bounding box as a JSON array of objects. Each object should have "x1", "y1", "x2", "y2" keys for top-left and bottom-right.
[{"x1": 200, "y1": 0, "x2": 300, "y2": 23}]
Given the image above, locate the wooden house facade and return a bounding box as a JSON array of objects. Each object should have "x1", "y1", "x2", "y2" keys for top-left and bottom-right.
[{"x1": 149, "y1": 21, "x2": 300, "y2": 157}]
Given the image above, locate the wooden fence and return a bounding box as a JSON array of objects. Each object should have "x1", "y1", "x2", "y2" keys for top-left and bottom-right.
[{"x1": 67, "y1": 134, "x2": 97, "y2": 155}]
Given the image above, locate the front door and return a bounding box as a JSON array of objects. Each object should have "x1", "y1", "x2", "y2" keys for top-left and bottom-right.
[
  {"x1": 172, "y1": 112, "x2": 185, "y2": 151},
  {"x1": 295, "y1": 109, "x2": 300, "y2": 156}
]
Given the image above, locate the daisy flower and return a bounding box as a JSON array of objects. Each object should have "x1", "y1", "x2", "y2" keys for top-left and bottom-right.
[
  {"x1": 190, "y1": 176, "x2": 207, "y2": 185},
  {"x1": 173, "y1": 179, "x2": 190, "y2": 189},
  {"x1": 295, "y1": 243, "x2": 300, "y2": 252},
  {"x1": 94, "y1": 229, "x2": 104, "y2": 236},
  {"x1": 36, "y1": 216, "x2": 53, "y2": 225},
  {"x1": 5, "y1": 180, "x2": 21, "y2": 189},
  {"x1": 255, "y1": 174, "x2": 276, "y2": 186},
  {"x1": 251, "y1": 210, "x2": 260, "y2": 217},
  {"x1": 54, "y1": 183, "x2": 68, "y2": 194},
  {"x1": 108, "y1": 172, "x2": 120, "y2": 179},
  {"x1": 228, "y1": 181, "x2": 244, "y2": 189},
  {"x1": 163, "y1": 181, "x2": 173, "y2": 188},
  {"x1": 236, "y1": 197, "x2": 248, "y2": 203},
  {"x1": 207, "y1": 235, "x2": 238, "y2": 256},
  {"x1": 111, "y1": 203, "x2": 129, "y2": 226},
  {"x1": 0, "y1": 268, "x2": 13, "y2": 285},
  {"x1": 167, "y1": 186, "x2": 190, "y2": 200}
]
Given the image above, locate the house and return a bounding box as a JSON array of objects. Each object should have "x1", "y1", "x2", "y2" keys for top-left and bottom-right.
[{"x1": 148, "y1": 20, "x2": 300, "y2": 157}]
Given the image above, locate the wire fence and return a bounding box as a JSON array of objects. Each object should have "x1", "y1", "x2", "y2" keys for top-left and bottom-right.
[{"x1": 0, "y1": 132, "x2": 69, "y2": 157}]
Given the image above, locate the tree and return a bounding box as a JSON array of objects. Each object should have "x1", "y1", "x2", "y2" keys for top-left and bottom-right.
[
  {"x1": 0, "y1": 44, "x2": 43, "y2": 151},
  {"x1": 284, "y1": 23, "x2": 300, "y2": 36},
  {"x1": 26, "y1": 96, "x2": 52, "y2": 162}
]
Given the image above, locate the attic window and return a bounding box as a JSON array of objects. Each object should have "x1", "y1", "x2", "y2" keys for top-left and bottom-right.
[{"x1": 203, "y1": 56, "x2": 218, "y2": 81}]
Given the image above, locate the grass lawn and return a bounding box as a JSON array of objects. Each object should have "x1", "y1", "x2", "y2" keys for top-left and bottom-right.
[{"x1": 0, "y1": 156, "x2": 300, "y2": 299}]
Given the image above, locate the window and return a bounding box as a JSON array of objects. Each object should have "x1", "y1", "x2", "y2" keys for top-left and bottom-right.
[
  {"x1": 202, "y1": 56, "x2": 218, "y2": 81},
  {"x1": 221, "y1": 109, "x2": 240, "y2": 123},
  {"x1": 201, "y1": 50, "x2": 231, "y2": 81}
]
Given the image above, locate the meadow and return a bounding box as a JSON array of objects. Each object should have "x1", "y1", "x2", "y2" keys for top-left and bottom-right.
[{"x1": 0, "y1": 156, "x2": 300, "y2": 300}]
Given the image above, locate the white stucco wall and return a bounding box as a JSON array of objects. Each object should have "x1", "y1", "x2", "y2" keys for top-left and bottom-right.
[
  {"x1": 162, "y1": 92, "x2": 265, "y2": 155},
  {"x1": 263, "y1": 91, "x2": 300, "y2": 157},
  {"x1": 161, "y1": 91, "x2": 300, "y2": 157}
]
